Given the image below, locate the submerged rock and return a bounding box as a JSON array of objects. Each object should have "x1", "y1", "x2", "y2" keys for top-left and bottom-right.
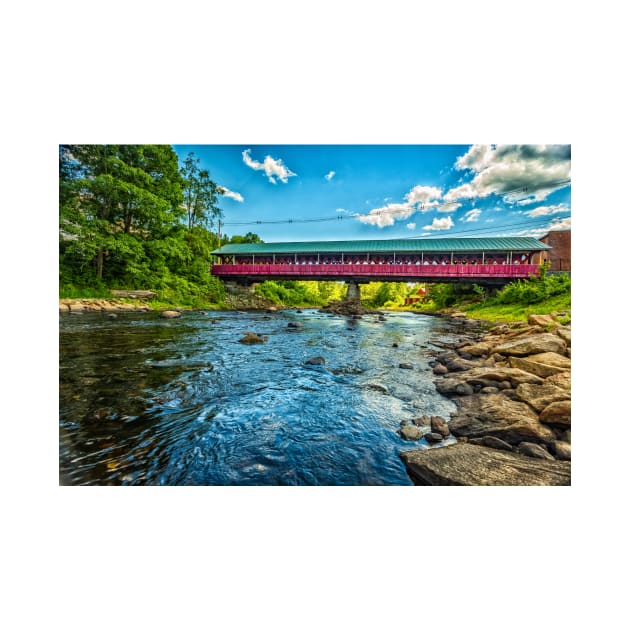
[
  {"x1": 399, "y1": 363, "x2": 414, "y2": 370},
  {"x1": 238, "y1": 332, "x2": 267, "y2": 344},
  {"x1": 305, "y1": 356, "x2": 326, "y2": 365},
  {"x1": 400, "y1": 443, "x2": 571, "y2": 485}
]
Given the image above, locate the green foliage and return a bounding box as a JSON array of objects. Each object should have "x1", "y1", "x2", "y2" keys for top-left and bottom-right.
[
  {"x1": 255, "y1": 280, "x2": 324, "y2": 306},
  {"x1": 225, "y1": 232, "x2": 263, "y2": 244},
  {"x1": 495, "y1": 272, "x2": 571, "y2": 305},
  {"x1": 181, "y1": 152, "x2": 222, "y2": 230},
  {"x1": 59, "y1": 145, "x2": 228, "y2": 307},
  {"x1": 360, "y1": 282, "x2": 416, "y2": 308}
]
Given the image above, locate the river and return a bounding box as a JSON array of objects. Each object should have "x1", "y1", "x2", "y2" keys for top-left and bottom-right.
[{"x1": 59, "y1": 309, "x2": 468, "y2": 485}]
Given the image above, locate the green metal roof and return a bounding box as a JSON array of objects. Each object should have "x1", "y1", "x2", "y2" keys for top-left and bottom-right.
[{"x1": 213, "y1": 237, "x2": 550, "y2": 255}]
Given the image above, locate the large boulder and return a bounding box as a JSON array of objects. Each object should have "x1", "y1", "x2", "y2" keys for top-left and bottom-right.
[
  {"x1": 449, "y1": 394, "x2": 556, "y2": 445},
  {"x1": 553, "y1": 441, "x2": 572, "y2": 461},
  {"x1": 515, "y1": 380, "x2": 571, "y2": 413},
  {"x1": 539, "y1": 400, "x2": 571, "y2": 426},
  {"x1": 400, "y1": 443, "x2": 571, "y2": 485},
  {"x1": 492, "y1": 333, "x2": 567, "y2": 357},
  {"x1": 508, "y1": 352, "x2": 571, "y2": 378}
]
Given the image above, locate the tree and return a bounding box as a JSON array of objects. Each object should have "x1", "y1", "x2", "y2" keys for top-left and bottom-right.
[
  {"x1": 60, "y1": 144, "x2": 184, "y2": 282},
  {"x1": 226, "y1": 232, "x2": 263, "y2": 244},
  {"x1": 180, "y1": 152, "x2": 222, "y2": 230}
]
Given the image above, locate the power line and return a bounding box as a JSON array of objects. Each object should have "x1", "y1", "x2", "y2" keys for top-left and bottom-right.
[{"x1": 221, "y1": 178, "x2": 571, "y2": 227}]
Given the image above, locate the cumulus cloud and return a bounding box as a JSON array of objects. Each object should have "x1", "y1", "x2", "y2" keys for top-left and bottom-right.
[
  {"x1": 242, "y1": 148, "x2": 296, "y2": 184},
  {"x1": 438, "y1": 201, "x2": 461, "y2": 213},
  {"x1": 356, "y1": 183, "x2": 443, "y2": 228},
  {"x1": 356, "y1": 202, "x2": 415, "y2": 227},
  {"x1": 406, "y1": 222, "x2": 416, "y2": 230},
  {"x1": 324, "y1": 170, "x2": 335, "y2": 181},
  {"x1": 218, "y1": 186, "x2": 244, "y2": 202},
  {"x1": 336, "y1": 208, "x2": 350, "y2": 214},
  {"x1": 523, "y1": 203, "x2": 570, "y2": 218},
  {"x1": 446, "y1": 144, "x2": 571, "y2": 204},
  {"x1": 462, "y1": 209, "x2": 481, "y2": 222},
  {"x1": 423, "y1": 216, "x2": 454, "y2": 231},
  {"x1": 405, "y1": 185, "x2": 442, "y2": 209}
]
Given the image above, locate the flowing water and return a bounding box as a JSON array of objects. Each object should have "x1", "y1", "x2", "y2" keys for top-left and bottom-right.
[{"x1": 59, "y1": 309, "x2": 468, "y2": 485}]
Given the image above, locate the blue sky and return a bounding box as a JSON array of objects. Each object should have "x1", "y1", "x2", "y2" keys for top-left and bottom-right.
[{"x1": 172, "y1": 145, "x2": 571, "y2": 243}]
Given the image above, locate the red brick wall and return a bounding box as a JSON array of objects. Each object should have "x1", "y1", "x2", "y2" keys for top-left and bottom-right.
[{"x1": 538, "y1": 230, "x2": 571, "y2": 271}]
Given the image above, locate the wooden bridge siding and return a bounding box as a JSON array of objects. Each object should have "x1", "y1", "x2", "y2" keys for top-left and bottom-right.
[{"x1": 211, "y1": 263, "x2": 539, "y2": 280}]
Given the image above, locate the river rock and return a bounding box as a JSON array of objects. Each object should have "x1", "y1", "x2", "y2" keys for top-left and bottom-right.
[
  {"x1": 527, "y1": 314, "x2": 557, "y2": 328},
  {"x1": 430, "y1": 416, "x2": 450, "y2": 437},
  {"x1": 468, "y1": 436, "x2": 513, "y2": 451},
  {"x1": 449, "y1": 394, "x2": 556, "y2": 445},
  {"x1": 553, "y1": 441, "x2": 572, "y2": 461},
  {"x1": 160, "y1": 310, "x2": 181, "y2": 319},
  {"x1": 459, "y1": 341, "x2": 493, "y2": 357},
  {"x1": 480, "y1": 386, "x2": 500, "y2": 394},
  {"x1": 433, "y1": 364, "x2": 448, "y2": 375},
  {"x1": 287, "y1": 322, "x2": 303, "y2": 329},
  {"x1": 399, "y1": 363, "x2": 414, "y2": 370},
  {"x1": 365, "y1": 382, "x2": 389, "y2": 394},
  {"x1": 399, "y1": 425, "x2": 424, "y2": 441},
  {"x1": 412, "y1": 416, "x2": 430, "y2": 427},
  {"x1": 424, "y1": 432, "x2": 443, "y2": 444},
  {"x1": 508, "y1": 352, "x2": 571, "y2": 378},
  {"x1": 400, "y1": 443, "x2": 571, "y2": 485},
  {"x1": 435, "y1": 367, "x2": 542, "y2": 396},
  {"x1": 517, "y1": 441, "x2": 555, "y2": 460},
  {"x1": 305, "y1": 356, "x2": 326, "y2": 365},
  {"x1": 545, "y1": 371, "x2": 571, "y2": 392},
  {"x1": 492, "y1": 333, "x2": 567, "y2": 357},
  {"x1": 515, "y1": 381, "x2": 571, "y2": 412},
  {"x1": 392, "y1": 342, "x2": 399, "y2": 348},
  {"x1": 556, "y1": 326, "x2": 571, "y2": 346},
  {"x1": 239, "y1": 332, "x2": 266, "y2": 344},
  {"x1": 539, "y1": 400, "x2": 571, "y2": 426}
]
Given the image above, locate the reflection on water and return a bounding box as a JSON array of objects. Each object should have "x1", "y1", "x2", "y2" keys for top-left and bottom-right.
[{"x1": 59, "y1": 309, "x2": 462, "y2": 485}]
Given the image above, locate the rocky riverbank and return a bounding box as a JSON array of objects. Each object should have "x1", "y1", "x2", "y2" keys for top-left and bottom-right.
[
  {"x1": 59, "y1": 298, "x2": 153, "y2": 313},
  {"x1": 400, "y1": 312, "x2": 571, "y2": 485}
]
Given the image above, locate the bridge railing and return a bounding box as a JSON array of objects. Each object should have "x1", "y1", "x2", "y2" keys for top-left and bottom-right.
[{"x1": 211, "y1": 263, "x2": 540, "y2": 279}]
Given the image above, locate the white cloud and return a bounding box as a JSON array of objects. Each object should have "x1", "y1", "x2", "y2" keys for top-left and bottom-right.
[
  {"x1": 356, "y1": 202, "x2": 414, "y2": 227},
  {"x1": 324, "y1": 170, "x2": 335, "y2": 181},
  {"x1": 462, "y1": 209, "x2": 481, "y2": 222},
  {"x1": 406, "y1": 222, "x2": 416, "y2": 230},
  {"x1": 355, "y1": 183, "x2": 443, "y2": 228},
  {"x1": 405, "y1": 185, "x2": 442, "y2": 209},
  {"x1": 437, "y1": 201, "x2": 461, "y2": 213},
  {"x1": 523, "y1": 203, "x2": 570, "y2": 218},
  {"x1": 446, "y1": 144, "x2": 571, "y2": 204},
  {"x1": 242, "y1": 148, "x2": 296, "y2": 184},
  {"x1": 218, "y1": 186, "x2": 244, "y2": 202},
  {"x1": 423, "y1": 216, "x2": 454, "y2": 231},
  {"x1": 336, "y1": 208, "x2": 349, "y2": 214}
]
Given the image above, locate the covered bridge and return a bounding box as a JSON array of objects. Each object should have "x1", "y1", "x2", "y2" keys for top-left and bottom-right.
[{"x1": 211, "y1": 237, "x2": 549, "y2": 285}]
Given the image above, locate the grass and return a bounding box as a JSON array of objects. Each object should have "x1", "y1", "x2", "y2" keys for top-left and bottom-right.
[{"x1": 454, "y1": 292, "x2": 571, "y2": 323}]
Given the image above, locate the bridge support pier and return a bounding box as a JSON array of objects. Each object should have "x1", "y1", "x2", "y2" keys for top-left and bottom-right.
[
  {"x1": 224, "y1": 280, "x2": 259, "y2": 296},
  {"x1": 345, "y1": 280, "x2": 362, "y2": 303}
]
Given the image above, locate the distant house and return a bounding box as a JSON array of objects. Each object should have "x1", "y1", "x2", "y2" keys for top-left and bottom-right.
[{"x1": 536, "y1": 230, "x2": 571, "y2": 272}]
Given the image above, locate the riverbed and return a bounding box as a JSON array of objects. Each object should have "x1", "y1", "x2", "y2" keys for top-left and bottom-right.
[{"x1": 59, "y1": 309, "x2": 466, "y2": 485}]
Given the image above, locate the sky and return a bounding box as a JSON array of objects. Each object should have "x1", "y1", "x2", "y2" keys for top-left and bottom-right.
[{"x1": 172, "y1": 144, "x2": 571, "y2": 243}]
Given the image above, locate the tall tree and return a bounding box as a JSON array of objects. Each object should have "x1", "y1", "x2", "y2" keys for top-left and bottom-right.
[
  {"x1": 180, "y1": 152, "x2": 222, "y2": 230},
  {"x1": 60, "y1": 145, "x2": 183, "y2": 281}
]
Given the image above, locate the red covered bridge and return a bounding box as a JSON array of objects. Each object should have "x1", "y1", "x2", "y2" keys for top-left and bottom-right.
[{"x1": 211, "y1": 237, "x2": 549, "y2": 286}]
